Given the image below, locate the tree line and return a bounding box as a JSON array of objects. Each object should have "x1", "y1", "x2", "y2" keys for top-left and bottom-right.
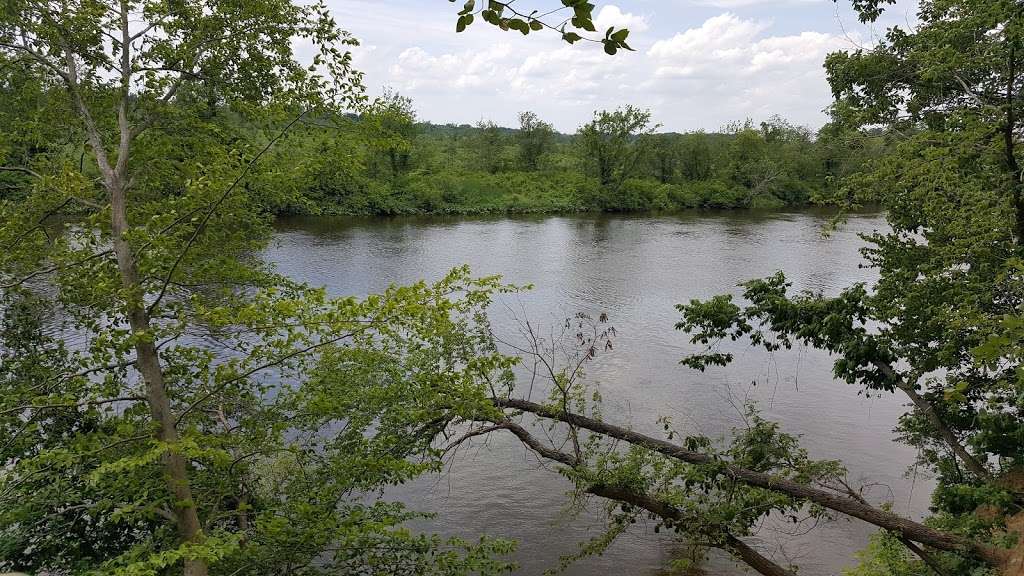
[
  {"x1": 236, "y1": 99, "x2": 888, "y2": 215},
  {"x1": 0, "y1": 86, "x2": 887, "y2": 217}
]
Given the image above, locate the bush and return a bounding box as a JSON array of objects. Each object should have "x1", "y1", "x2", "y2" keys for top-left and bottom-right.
[
  {"x1": 664, "y1": 182, "x2": 702, "y2": 209},
  {"x1": 269, "y1": 161, "x2": 815, "y2": 216},
  {"x1": 769, "y1": 176, "x2": 816, "y2": 205},
  {"x1": 750, "y1": 194, "x2": 786, "y2": 210},
  {"x1": 698, "y1": 180, "x2": 749, "y2": 208}
]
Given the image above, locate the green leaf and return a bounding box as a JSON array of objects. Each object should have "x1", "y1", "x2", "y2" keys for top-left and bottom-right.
[{"x1": 504, "y1": 18, "x2": 530, "y2": 34}]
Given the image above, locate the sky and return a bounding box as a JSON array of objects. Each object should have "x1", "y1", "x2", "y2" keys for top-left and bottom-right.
[{"x1": 316, "y1": 0, "x2": 918, "y2": 133}]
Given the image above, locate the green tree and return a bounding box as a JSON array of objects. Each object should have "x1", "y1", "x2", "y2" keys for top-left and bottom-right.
[
  {"x1": 645, "y1": 133, "x2": 680, "y2": 184},
  {"x1": 723, "y1": 120, "x2": 778, "y2": 206},
  {"x1": 515, "y1": 110, "x2": 554, "y2": 171},
  {"x1": 719, "y1": 118, "x2": 822, "y2": 207},
  {"x1": 0, "y1": 2, "x2": 513, "y2": 575},
  {"x1": 678, "y1": 132, "x2": 716, "y2": 181},
  {"x1": 674, "y1": 0, "x2": 1024, "y2": 572},
  {"x1": 326, "y1": 305, "x2": 1015, "y2": 576},
  {"x1": 814, "y1": 123, "x2": 887, "y2": 205},
  {"x1": 576, "y1": 106, "x2": 656, "y2": 189},
  {"x1": 363, "y1": 88, "x2": 419, "y2": 179},
  {"x1": 474, "y1": 119, "x2": 508, "y2": 174}
]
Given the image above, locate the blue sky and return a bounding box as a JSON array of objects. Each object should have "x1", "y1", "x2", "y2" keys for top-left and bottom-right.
[{"x1": 321, "y1": 1, "x2": 917, "y2": 132}]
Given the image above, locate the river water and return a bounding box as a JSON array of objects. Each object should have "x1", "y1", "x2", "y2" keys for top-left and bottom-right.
[{"x1": 266, "y1": 210, "x2": 929, "y2": 576}]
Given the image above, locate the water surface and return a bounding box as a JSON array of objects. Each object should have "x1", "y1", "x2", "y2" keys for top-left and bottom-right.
[{"x1": 267, "y1": 210, "x2": 927, "y2": 575}]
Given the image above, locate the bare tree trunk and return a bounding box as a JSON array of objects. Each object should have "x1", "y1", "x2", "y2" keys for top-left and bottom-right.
[
  {"x1": 589, "y1": 484, "x2": 797, "y2": 576},
  {"x1": 724, "y1": 535, "x2": 795, "y2": 576}
]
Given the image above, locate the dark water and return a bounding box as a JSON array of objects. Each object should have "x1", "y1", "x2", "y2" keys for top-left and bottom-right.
[{"x1": 266, "y1": 210, "x2": 929, "y2": 576}]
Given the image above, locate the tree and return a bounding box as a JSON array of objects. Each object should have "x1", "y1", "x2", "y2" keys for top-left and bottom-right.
[
  {"x1": 825, "y1": 0, "x2": 1024, "y2": 238},
  {"x1": 645, "y1": 133, "x2": 681, "y2": 184},
  {"x1": 474, "y1": 119, "x2": 507, "y2": 174},
  {"x1": 327, "y1": 305, "x2": 1017, "y2": 576},
  {"x1": 678, "y1": 132, "x2": 715, "y2": 181},
  {"x1": 672, "y1": 0, "x2": 1024, "y2": 572},
  {"x1": 576, "y1": 106, "x2": 656, "y2": 189},
  {"x1": 0, "y1": 2, "x2": 512, "y2": 575},
  {"x1": 362, "y1": 88, "x2": 418, "y2": 179},
  {"x1": 719, "y1": 118, "x2": 822, "y2": 207},
  {"x1": 515, "y1": 110, "x2": 554, "y2": 171},
  {"x1": 813, "y1": 123, "x2": 887, "y2": 205}
]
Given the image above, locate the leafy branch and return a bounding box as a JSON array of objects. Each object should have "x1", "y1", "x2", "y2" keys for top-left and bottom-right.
[{"x1": 450, "y1": 0, "x2": 634, "y2": 55}]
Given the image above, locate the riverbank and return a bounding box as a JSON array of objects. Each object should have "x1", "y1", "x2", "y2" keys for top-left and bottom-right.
[
  {"x1": 269, "y1": 170, "x2": 820, "y2": 217},
  {"x1": 272, "y1": 202, "x2": 882, "y2": 232}
]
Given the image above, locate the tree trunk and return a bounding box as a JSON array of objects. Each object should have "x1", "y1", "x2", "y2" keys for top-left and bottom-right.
[
  {"x1": 724, "y1": 535, "x2": 795, "y2": 576},
  {"x1": 109, "y1": 180, "x2": 209, "y2": 576},
  {"x1": 874, "y1": 360, "x2": 991, "y2": 481},
  {"x1": 65, "y1": 5, "x2": 211, "y2": 569},
  {"x1": 1006, "y1": 43, "x2": 1024, "y2": 244}
]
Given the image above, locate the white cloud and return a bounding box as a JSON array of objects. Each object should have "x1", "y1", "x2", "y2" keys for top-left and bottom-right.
[
  {"x1": 641, "y1": 13, "x2": 857, "y2": 126},
  {"x1": 389, "y1": 45, "x2": 516, "y2": 90},
  {"x1": 593, "y1": 5, "x2": 650, "y2": 33},
  {"x1": 351, "y1": 6, "x2": 861, "y2": 132},
  {"x1": 690, "y1": 0, "x2": 823, "y2": 7},
  {"x1": 747, "y1": 31, "x2": 843, "y2": 71},
  {"x1": 648, "y1": 13, "x2": 850, "y2": 78},
  {"x1": 648, "y1": 13, "x2": 770, "y2": 76},
  {"x1": 381, "y1": 4, "x2": 646, "y2": 94}
]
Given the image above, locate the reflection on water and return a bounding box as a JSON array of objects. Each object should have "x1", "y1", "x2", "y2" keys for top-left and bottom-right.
[{"x1": 266, "y1": 210, "x2": 927, "y2": 576}]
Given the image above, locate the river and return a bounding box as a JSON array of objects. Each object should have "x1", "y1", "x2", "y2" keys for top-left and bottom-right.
[{"x1": 266, "y1": 210, "x2": 929, "y2": 576}]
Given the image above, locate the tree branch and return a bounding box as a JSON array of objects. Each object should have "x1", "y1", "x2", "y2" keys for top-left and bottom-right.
[
  {"x1": 491, "y1": 397, "x2": 1008, "y2": 566},
  {"x1": 874, "y1": 360, "x2": 992, "y2": 480},
  {"x1": 145, "y1": 110, "x2": 307, "y2": 315},
  {"x1": 0, "y1": 396, "x2": 147, "y2": 417},
  {"x1": 491, "y1": 419, "x2": 798, "y2": 576}
]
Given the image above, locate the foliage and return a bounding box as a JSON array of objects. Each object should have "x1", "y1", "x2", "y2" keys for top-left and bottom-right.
[
  {"x1": 1, "y1": 69, "x2": 866, "y2": 217},
  {"x1": 473, "y1": 120, "x2": 508, "y2": 175},
  {"x1": 0, "y1": 1, "x2": 518, "y2": 574},
  {"x1": 576, "y1": 105, "x2": 656, "y2": 189},
  {"x1": 0, "y1": 268, "x2": 520, "y2": 575},
  {"x1": 362, "y1": 89, "x2": 419, "y2": 180},
  {"x1": 677, "y1": 0, "x2": 1024, "y2": 572},
  {"x1": 449, "y1": 0, "x2": 633, "y2": 55},
  {"x1": 516, "y1": 111, "x2": 555, "y2": 172}
]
